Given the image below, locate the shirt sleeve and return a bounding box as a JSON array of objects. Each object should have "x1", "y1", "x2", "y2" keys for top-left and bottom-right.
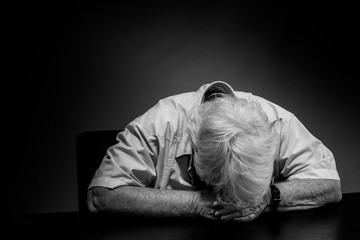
[
  {"x1": 88, "y1": 124, "x2": 159, "y2": 190},
  {"x1": 278, "y1": 114, "x2": 340, "y2": 181}
]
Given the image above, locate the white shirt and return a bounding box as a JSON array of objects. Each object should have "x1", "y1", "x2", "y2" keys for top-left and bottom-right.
[{"x1": 89, "y1": 81, "x2": 340, "y2": 191}]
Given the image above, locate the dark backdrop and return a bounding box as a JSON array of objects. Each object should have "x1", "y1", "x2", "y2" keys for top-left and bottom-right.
[{"x1": 4, "y1": 1, "x2": 359, "y2": 214}]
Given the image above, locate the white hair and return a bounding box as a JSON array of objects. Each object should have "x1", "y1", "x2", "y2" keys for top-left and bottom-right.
[{"x1": 189, "y1": 95, "x2": 278, "y2": 207}]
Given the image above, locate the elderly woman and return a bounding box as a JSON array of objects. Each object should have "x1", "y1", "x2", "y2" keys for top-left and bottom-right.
[{"x1": 87, "y1": 81, "x2": 341, "y2": 222}]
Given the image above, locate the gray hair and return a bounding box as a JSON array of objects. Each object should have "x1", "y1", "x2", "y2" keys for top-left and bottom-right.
[{"x1": 189, "y1": 95, "x2": 278, "y2": 207}]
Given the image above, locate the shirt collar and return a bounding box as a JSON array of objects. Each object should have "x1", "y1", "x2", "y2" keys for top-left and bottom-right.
[
  {"x1": 198, "y1": 81, "x2": 236, "y2": 105},
  {"x1": 175, "y1": 81, "x2": 236, "y2": 158}
]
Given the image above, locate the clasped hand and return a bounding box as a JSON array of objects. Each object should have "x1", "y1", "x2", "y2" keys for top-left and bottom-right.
[
  {"x1": 196, "y1": 190, "x2": 270, "y2": 222},
  {"x1": 212, "y1": 200, "x2": 268, "y2": 222}
]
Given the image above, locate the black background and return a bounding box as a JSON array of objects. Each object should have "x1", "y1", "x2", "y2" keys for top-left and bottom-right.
[{"x1": 3, "y1": 1, "x2": 359, "y2": 214}]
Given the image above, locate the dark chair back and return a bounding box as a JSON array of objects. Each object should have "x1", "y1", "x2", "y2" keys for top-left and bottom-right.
[{"x1": 76, "y1": 130, "x2": 121, "y2": 212}]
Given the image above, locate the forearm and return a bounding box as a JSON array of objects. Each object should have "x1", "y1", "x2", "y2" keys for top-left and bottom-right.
[
  {"x1": 87, "y1": 186, "x2": 205, "y2": 217},
  {"x1": 273, "y1": 178, "x2": 342, "y2": 212}
]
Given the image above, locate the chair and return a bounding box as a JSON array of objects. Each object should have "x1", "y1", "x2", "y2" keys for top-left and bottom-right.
[{"x1": 76, "y1": 130, "x2": 121, "y2": 212}]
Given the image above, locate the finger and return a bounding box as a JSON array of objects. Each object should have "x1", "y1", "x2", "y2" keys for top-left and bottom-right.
[
  {"x1": 203, "y1": 214, "x2": 219, "y2": 221},
  {"x1": 202, "y1": 209, "x2": 220, "y2": 221},
  {"x1": 235, "y1": 209, "x2": 263, "y2": 222},
  {"x1": 214, "y1": 206, "x2": 238, "y2": 217},
  {"x1": 212, "y1": 201, "x2": 222, "y2": 210},
  {"x1": 220, "y1": 211, "x2": 245, "y2": 221},
  {"x1": 234, "y1": 213, "x2": 257, "y2": 222},
  {"x1": 213, "y1": 201, "x2": 220, "y2": 208},
  {"x1": 220, "y1": 207, "x2": 263, "y2": 221}
]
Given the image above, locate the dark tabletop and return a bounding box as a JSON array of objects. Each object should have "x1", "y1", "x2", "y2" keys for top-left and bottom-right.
[{"x1": 2, "y1": 192, "x2": 359, "y2": 240}]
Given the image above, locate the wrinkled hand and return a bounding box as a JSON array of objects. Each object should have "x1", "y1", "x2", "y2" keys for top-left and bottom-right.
[
  {"x1": 213, "y1": 201, "x2": 267, "y2": 222},
  {"x1": 214, "y1": 189, "x2": 272, "y2": 222},
  {"x1": 192, "y1": 190, "x2": 220, "y2": 220}
]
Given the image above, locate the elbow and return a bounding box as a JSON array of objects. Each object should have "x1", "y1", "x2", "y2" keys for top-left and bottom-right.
[
  {"x1": 332, "y1": 180, "x2": 342, "y2": 203},
  {"x1": 87, "y1": 187, "x2": 107, "y2": 214},
  {"x1": 323, "y1": 180, "x2": 342, "y2": 205}
]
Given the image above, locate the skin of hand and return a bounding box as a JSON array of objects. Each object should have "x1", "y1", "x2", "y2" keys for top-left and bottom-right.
[
  {"x1": 212, "y1": 178, "x2": 342, "y2": 222},
  {"x1": 213, "y1": 188, "x2": 272, "y2": 222},
  {"x1": 192, "y1": 190, "x2": 221, "y2": 220}
]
